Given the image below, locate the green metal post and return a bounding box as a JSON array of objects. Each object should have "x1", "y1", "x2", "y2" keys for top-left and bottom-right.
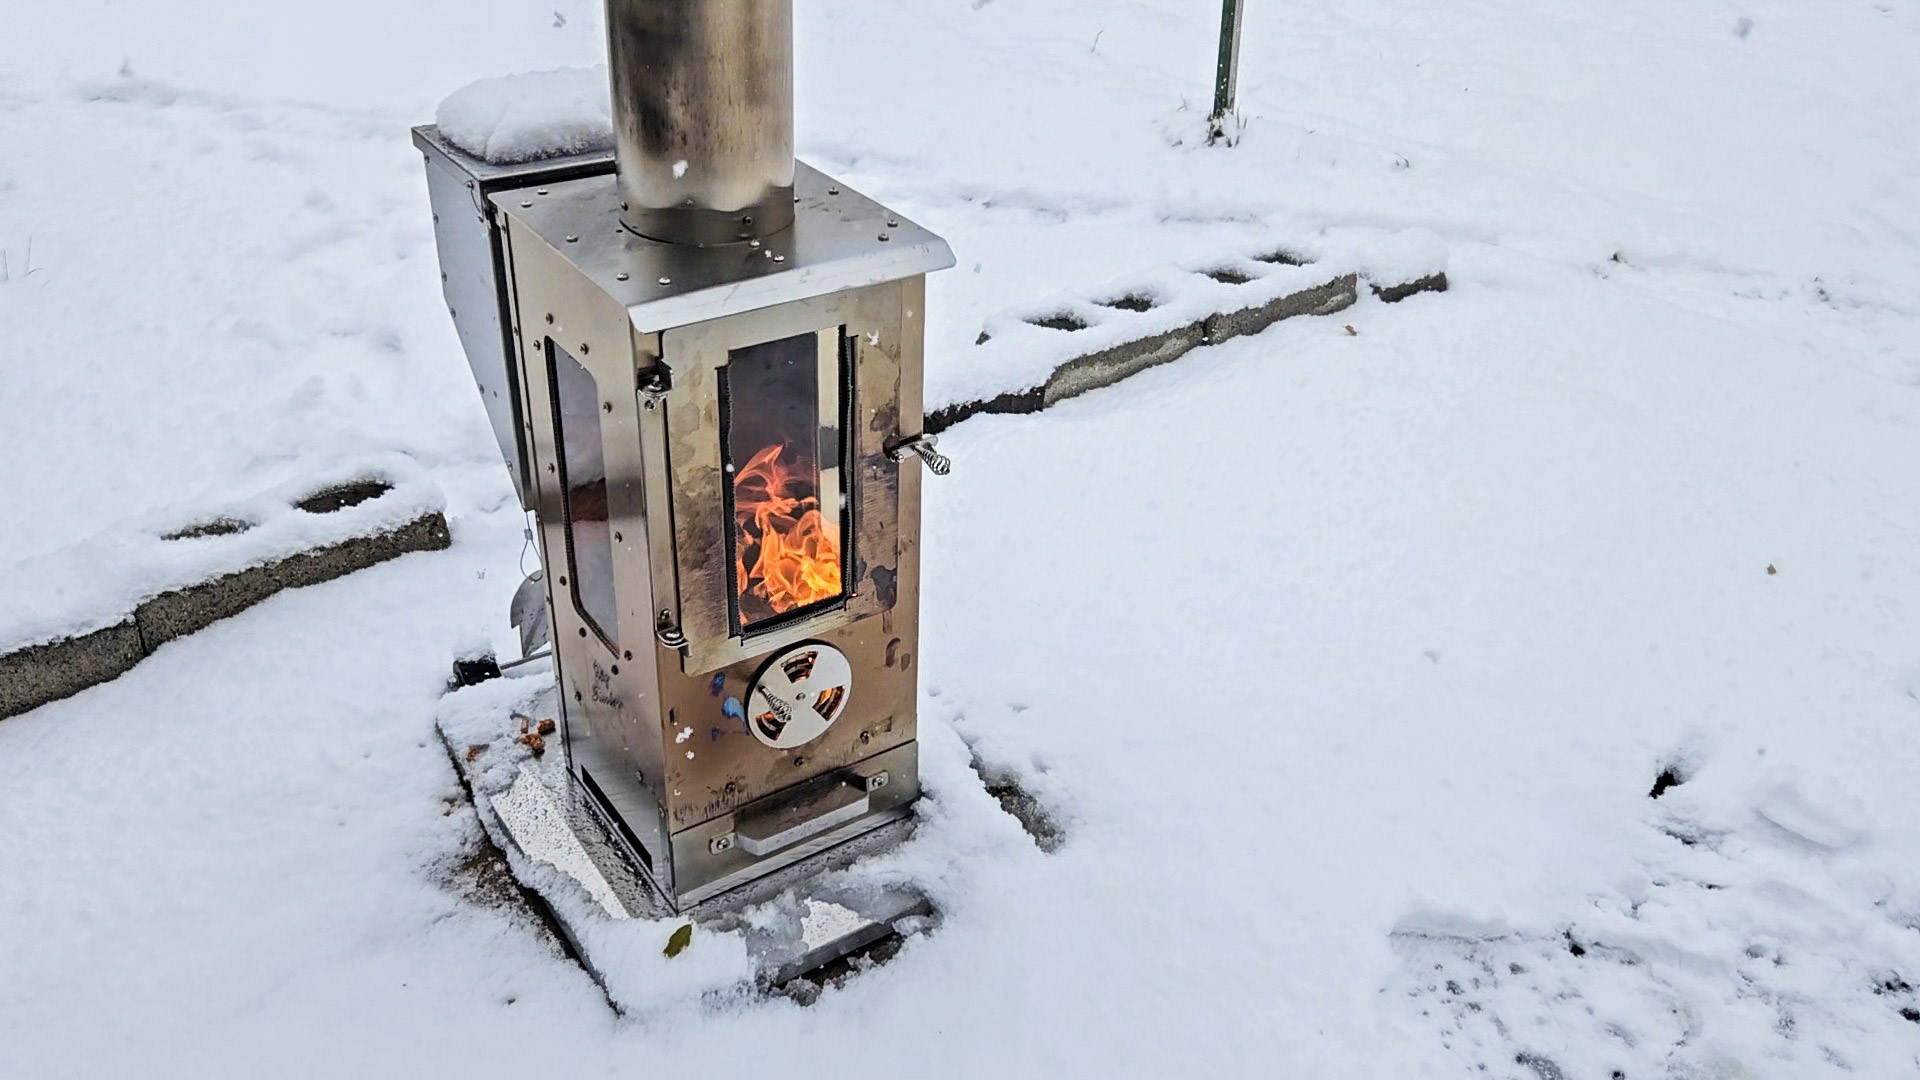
[{"x1": 1210, "y1": 0, "x2": 1245, "y2": 134}]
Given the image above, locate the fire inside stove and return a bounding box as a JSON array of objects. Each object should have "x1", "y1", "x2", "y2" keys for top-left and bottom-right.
[{"x1": 723, "y1": 329, "x2": 847, "y2": 631}]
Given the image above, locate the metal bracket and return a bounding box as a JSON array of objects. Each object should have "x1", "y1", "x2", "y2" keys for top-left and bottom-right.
[
  {"x1": 886, "y1": 433, "x2": 951, "y2": 476},
  {"x1": 637, "y1": 366, "x2": 672, "y2": 411},
  {"x1": 656, "y1": 609, "x2": 688, "y2": 651}
]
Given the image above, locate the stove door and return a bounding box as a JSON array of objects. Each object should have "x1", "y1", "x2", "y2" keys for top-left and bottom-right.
[
  {"x1": 659, "y1": 285, "x2": 907, "y2": 675},
  {"x1": 720, "y1": 328, "x2": 849, "y2": 636}
]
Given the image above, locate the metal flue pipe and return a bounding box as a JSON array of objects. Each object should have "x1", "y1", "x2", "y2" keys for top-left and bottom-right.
[{"x1": 607, "y1": 0, "x2": 797, "y2": 246}]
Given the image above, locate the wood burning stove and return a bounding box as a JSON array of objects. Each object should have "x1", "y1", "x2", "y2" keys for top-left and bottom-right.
[{"x1": 416, "y1": 0, "x2": 952, "y2": 910}]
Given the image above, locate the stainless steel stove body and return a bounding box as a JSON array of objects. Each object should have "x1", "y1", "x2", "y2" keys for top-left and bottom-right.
[{"x1": 417, "y1": 0, "x2": 951, "y2": 910}]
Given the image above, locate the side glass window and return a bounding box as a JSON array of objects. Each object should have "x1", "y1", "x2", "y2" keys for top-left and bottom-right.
[
  {"x1": 720, "y1": 329, "x2": 848, "y2": 633},
  {"x1": 547, "y1": 339, "x2": 620, "y2": 647}
]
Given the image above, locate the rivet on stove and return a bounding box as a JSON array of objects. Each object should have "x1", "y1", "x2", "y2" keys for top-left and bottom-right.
[
  {"x1": 536, "y1": 188, "x2": 549, "y2": 195},
  {"x1": 878, "y1": 233, "x2": 891, "y2": 242},
  {"x1": 565, "y1": 235, "x2": 579, "y2": 243},
  {"x1": 520, "y1": 200, "x2": 532, "y2": 208},
  {"x1": 887, "y1": 218, "x2": 900, "y2": 228},
  {"x1": 773, "y1": 254, "x2": 786, "y2": 263},
  {"x1": 658, "y1": 276, "x2": 672, "y2": 286},
  {"x1": 545, "y1": 313, "x2": 554, "y2": 324},
  {"x1": 615, "y1": 272, "x2": 630, "y2": 281},
  {"x1": 828, "y1": 186, "x2": 840, "y2": 195}
]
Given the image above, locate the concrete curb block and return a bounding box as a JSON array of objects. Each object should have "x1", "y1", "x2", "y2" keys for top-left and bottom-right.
[
  {"x1": 0, "y1": 621, "x2": 148, "y2": 722},
  {"x1": 1372, "y1": 272, "x2": 1450, "y2": 304},
  {"x1": 135, "y1": 514, "x2": 453, "y2": 649},
  {"x1": 1042, "y1": 320, "x2": 1211, "y2": 412},
  {"x1": 0, "y1": 511, "x2": 451, "y2": 721},
  {"x1": 929, "y1": 270, "x2": 1452, "y2": 434}
]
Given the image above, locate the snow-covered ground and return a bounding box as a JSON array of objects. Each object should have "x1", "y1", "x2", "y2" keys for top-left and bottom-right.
[{"x1": 4, "y1": 1, "x2": 1920, "y2": 1076}]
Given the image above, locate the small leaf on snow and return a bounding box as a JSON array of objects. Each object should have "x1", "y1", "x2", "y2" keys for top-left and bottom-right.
[
  {"x1": 1767, "y1": 564, "x2": 1777, "y2": 575},
  {"x1": 664, "y1": 923, "x2": 693, "y2": 959},
  {"x1": 1344, "y1": 324, "x2": 1358, "y2": 336}
]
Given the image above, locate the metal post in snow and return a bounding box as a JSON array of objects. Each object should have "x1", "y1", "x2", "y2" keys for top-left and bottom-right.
[{"x1": 1209, "y1": 0, "x2": 1244, "y2": 144}]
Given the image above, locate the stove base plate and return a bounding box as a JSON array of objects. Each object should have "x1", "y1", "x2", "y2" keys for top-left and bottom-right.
[{"x1": 437, "y1": 681, "x2": 931, "y2": 995}]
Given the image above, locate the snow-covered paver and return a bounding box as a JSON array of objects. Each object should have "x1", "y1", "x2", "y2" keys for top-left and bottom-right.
[
  {"x1": 0, "y1": 460, "x2": 447, "y2": 657},
  {"x1": 3, "y1": 1, "x2": 1919, "y2": 1077}
]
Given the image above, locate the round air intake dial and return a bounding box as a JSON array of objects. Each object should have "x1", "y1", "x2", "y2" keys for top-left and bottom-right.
[{"x1": 745, "y1": 642, "x2": 853, "y2": 750}]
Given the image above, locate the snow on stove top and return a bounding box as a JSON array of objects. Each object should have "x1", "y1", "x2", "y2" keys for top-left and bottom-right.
[{"x1": 435, "y1": 66, "x2": 612, "y2": 165}]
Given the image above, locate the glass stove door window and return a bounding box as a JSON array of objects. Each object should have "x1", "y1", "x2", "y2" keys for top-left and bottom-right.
[
  {"x1": 722, "y1": 329, "x2": 847, "y2": 633},
  {"x1": 548, "y1": 339, "x2": 620, "y2": 646}
]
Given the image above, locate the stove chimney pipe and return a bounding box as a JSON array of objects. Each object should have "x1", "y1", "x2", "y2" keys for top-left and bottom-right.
[{"x1": 606, "y1": 0, "x2": 797, "y2": 246}]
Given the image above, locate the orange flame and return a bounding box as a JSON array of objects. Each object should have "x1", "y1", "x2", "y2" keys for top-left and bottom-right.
[{"x1": 733, "y1": 443, "x2": 841, "y2": 619}]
